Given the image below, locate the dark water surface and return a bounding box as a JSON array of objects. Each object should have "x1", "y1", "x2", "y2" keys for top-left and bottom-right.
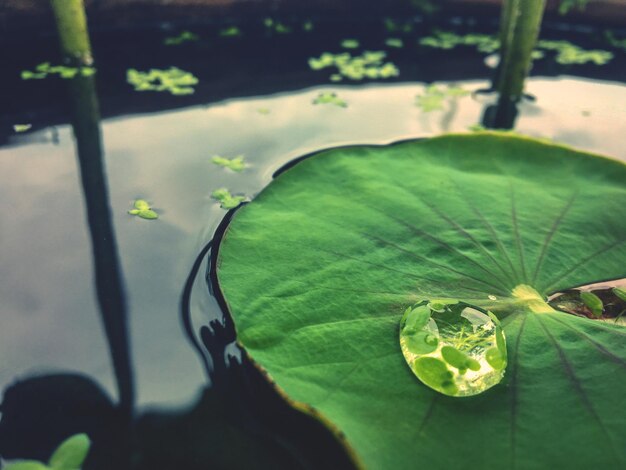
[{"x1": 1, "y1": 14, "x2": 626, "y2": 468}]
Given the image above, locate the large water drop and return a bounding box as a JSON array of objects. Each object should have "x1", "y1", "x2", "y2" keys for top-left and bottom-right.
[{"x1": 399, "y1": 301, "x2": 507, "y2": 397}]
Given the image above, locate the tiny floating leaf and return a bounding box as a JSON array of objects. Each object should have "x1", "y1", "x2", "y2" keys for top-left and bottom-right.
[
  {"x1": 312, "y1": 92, "x2": 347, "y2": 108},
  {"x1": 129, "y1": 199, "x2": 158, "y2": 220},
  {"x1": 164, "y1": 30, "x2": 199, "y2": 46},
  {"x1": 212, "y1": 155, "x2": 246, "y2": 172},
  {"x1": 127, "y1": 67, "x2": 198, "y2": 95},
  {"x1": 385, "y1": 38, "x2": 403, "y2": 48},
  {"x1": 13, "y1": 124, "x2": 32, "y2": 133},
  {"x1": 211, "y1": 188, "x2": 246, "y2": 209},
  {"x1": 399, "y1": 301, "x2": 507, "y2": 397},
  {"x1": 341, "y1": 39, "x2": 360, "y2": 49},
  {"x1": 220, "y1": 26, "x2": 241, "y2": 37}
]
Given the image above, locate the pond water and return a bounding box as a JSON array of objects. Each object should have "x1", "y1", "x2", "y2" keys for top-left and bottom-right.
[{"x1": 1, "y1": 13, "x2": 625, "y2": 468}]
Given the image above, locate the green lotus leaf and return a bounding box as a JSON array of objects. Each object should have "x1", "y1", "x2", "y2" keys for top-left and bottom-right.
[{"x1": 216, "y1": 133, "x2": 626, "y2": 468}]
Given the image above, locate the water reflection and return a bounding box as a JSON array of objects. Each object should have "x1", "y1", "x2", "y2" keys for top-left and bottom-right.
[{"x1": 67, "y1": 74, "x2": 135, "y2": 416}]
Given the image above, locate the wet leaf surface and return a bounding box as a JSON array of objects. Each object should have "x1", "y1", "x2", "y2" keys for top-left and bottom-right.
[{"x1": 217, "y1": 133, "x2": 626, "y2": 468}]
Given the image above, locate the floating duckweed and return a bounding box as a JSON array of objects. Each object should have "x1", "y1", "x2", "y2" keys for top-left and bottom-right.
[
  {"x1": 341, "y1": 39, "x2": 360, "y2": 49},
  {"x1": 419, "y1": 31, "x2": 612, "y2": 66},
  {"x1": 536, "y1": 40, "x2": 613, "y2": 65},
  {"x1": 419, "y1": 31, "x2": 499, "y2": 53},
  {"x1": 385, "y1": 38, "x2": 403, "y2": 48},
  {"x1": 264, "y1": 18, "x2": 292, "y2": 34},
  {"x1": 212, "y1": 155, "x2": 246, "y2": 172},
  {"x1": 129, "y1": 199, "x2": 158, "y2": 220},
  {"x1": 559, "y1": 0, "x2": 591, "y2": 15},
  {"x1": 21, "y1": 62, "x2": 95, "y2": 80},
  {"x1": 211, "y1": 188, "x2": 247, "y2": 209},
  {"x1": 164, "y1": 31, "x2": 199, "y2": 45},
  {"x1": 605, "y1": 30, "x2": 626, "y2": 52},
  {"x1": 308, "y1": 51, "x2": 399, "y2": 82},
  {"x1": 127, "y1": 67, "x2": 198, "y2": 95},
  {"x1": 220, "y1": 26, "x2": 242, "y2": 37},
  {"x1": 415, "y1": 84, "x2": 469, "y2": 112},
  {"x1": 312, "y1": 92, "x2": 347, "y2": 108},
  {"x1": 257, "y1": 107, "x2": 271, "y2": 115},
  {"x1": 580, "y1": 291, "x2": 603, "y2": 317},
  {"x1": 400, "y1": 300, "x2": 507, "y2": 397},
  {"x1": 13, "y1": 124, "x2": 32, "y2": 133},
  {"x1": 384, "y1": 18, "x2": 413, "y2": 34}
]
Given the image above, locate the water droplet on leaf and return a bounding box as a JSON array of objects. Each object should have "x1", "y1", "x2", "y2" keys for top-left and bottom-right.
[{"x1": 399, "y1": 301, "x2": 507, "y2": 397}]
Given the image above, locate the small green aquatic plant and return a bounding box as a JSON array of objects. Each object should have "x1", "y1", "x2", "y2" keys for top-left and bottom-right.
[
  {"x1": 420, "y1": 31, "x2": 499, "y2": 53},
  {"x1": 219, "y1": 26, "x2": 241, "y2": 37},
  {"x1": 21, "y1": 62, "x2": 95, "y2": 80},
  {"x1": 128, "y1": 199, "x2": 158, "y2": 220},
  {"x1": 308, "y1": 51, "x2": 399, "y2": 82},
  {"x1": 127, "y1": 67, "x2": 198, "y2": 95},
  {"x1": 536, "y1": 40, "x2": 613, "y2": 65},
  {"x1": 302, "y1": 20, "x2": 314, "y2": 32},
  {"x1": 263, "y1": 18, "x2": 292, "y2": 34},
  {"x1": 385, "y1": 38, "x2": 403, "y2": 48},
  {"x1": 164, "y1": 30, "x2": 199, "y2": 46},
  {"x1": 256, "y1": 107, "x2": 271, "y2": 115},
  {"x1": 384, "y1": 18, "x2": 413, "y2": 34},
  {"x1": 558, "y1": 0, "x2": 590, "y2": 14},
  {"x1": 212, "y1": 155, "x2": 246, "y2": 172},
  {"x1": 13, "y1": 124, "x2": 32, "y2": 133},
  {"x1": 211, "y1": 189, "x2": 246, "y2": 210},
  {"x1": 312, "y1": 92, "x2": 347, "y2": 108},
  {"x1": 605, "y1": 30, "x2": 626, "y2": 52},
  {"x1": 340, "y1": 39, "x2": 360, "y2": 49},
  {"x1": 419, "y1": 31, "x2": 612, "y2": 65},
  {"x1": 4, "y1": 433, "x2": 91, "y2": 470},
  {"x1": 415, "y1": 84, "x2": 469, "y2": 112}
]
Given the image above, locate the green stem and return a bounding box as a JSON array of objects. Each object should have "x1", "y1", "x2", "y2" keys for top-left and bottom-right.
[
  {"x1": 495, "y1": 0, "x2": 546, "y2": 101},
  {"x1": 50, "y1": 0, "x2": 93, "y2": 65}
]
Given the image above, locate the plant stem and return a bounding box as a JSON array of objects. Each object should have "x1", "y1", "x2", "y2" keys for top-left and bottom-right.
[
  {"x1": 495, "y1": 0, "x2": 546, "y2": 101},
  {"x1": 50, "y1": 0, "x2": 93, "y2": 65}
]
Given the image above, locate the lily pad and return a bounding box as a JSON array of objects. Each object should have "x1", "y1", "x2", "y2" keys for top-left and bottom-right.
[{"x1": 216, "y1": 133, "x2": 626, "y2": 468}]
